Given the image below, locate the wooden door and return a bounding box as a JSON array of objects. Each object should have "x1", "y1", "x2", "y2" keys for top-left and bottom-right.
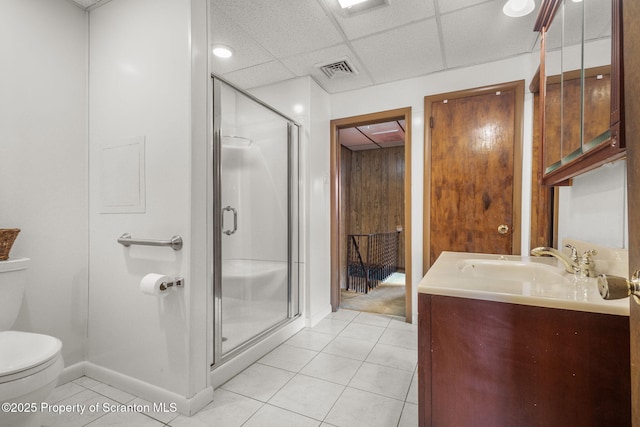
[
  {"x1": 425, "y1": 81, "x2": 523, "y2": 268},
  {"x1": 624, "y1": 0, "x2": 640, "y2": 423}
]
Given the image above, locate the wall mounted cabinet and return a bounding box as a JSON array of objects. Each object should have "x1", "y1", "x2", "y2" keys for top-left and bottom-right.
[{"x1": 534, "y1": 0, "x2": 624, "y2": 186}]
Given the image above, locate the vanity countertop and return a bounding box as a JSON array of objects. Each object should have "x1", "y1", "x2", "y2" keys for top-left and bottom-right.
[{"x1": 418, "y1": 251, "x2": 629, "y2": 316}]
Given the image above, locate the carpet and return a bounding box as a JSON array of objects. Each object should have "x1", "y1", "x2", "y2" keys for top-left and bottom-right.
[{"x1": 340, "y1": 273, "x2": 406, "y2": 317}]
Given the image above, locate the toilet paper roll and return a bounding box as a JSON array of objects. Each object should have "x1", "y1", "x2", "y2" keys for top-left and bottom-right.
[{"x1": 140, "y1": 273, "x2": 169, "y2": 296}]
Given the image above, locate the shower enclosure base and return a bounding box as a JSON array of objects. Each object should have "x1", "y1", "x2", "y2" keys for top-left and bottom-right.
[{"x1": 210, "y1": 316, "x2": 305, "y2": 389}]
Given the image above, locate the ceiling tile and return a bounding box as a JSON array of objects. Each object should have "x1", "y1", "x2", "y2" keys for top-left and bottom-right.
[
  {"x1": 211, "y1": 0, "x2": 344, "y2": 58},
  {"x1": 209, "y1": 5, "x2": 275, "y2": 74},
  {"x1": 70, "y1": 0, "x2": 105, "y2": 9},
  {"x1": 441, "y1": 1, "x2": 538, "y2": 69},
  {"x1": 562, "y1": 1, "x2": 587, "y2": 48},
  {"x1": 281, "y1": 44, "x2": 358, "y2": 76},
  {"x1": 359, "y1": 121, "x2": 404, "y2": 145},
  {"x1": 340, "y1": 121, "x2": 406, "y2": 151},
  {"x1": 436, "y1": 0, "x2": 490, "y2": 15},
  {"x1": 221, "y1": 61, "x2": 296, "y2": 90},
  {"x1": 326, "y1": 0, "x2": 436, "y2": 40},
  {"x1": 585, "y1": 0, "x2": 611, "y2": 40},
  {"x1": 316, "y1": 72, "x2": 376, "y2": 93},
  {"x1": 79, "y1": 0, "x2": 610, "y2": 95},
  {"x1": 339, "y1": 127, "x2": 372, "y2": 148},
  {"x1": 351, "y1": 19, "x2": 443, "y2": 84},
  {"x1": 280, "y1": 44, "x2": 375, "y2": 93}
]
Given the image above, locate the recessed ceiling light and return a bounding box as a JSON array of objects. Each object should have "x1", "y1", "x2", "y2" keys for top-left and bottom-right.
[
  {"x1": 338, "y1": 0, "x2": 388, "y2": 16},
  {"x1": 338, "y1": 0, "x2": 368, "y2": 8},
  {"x1": 503, "y1": 0, "x2": 535, "y2": 17},
  {"x1": 212, "y1": 45, "x2": 233, "y2": 58}
]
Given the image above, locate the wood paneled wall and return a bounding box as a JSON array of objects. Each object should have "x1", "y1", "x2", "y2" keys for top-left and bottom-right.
[{"x1": 341, "y1": 146, "x2": 405, "y2": 275}]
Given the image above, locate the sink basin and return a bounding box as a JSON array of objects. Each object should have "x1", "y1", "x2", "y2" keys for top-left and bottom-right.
[
  {"x1": 457, "y1": 258, "x2": 569, "y2": 283},
  {"x1": 418, "y1": 252, "x2": 629, "y2": 316}
]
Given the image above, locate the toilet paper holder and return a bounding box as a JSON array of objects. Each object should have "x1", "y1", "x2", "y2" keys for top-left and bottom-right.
[{"x1": 160, "y1": 277, "x2": 184, "y2": 292}]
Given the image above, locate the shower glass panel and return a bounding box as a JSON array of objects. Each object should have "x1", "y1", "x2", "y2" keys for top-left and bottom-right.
[{"x1": 213, "y1": 77, "x2": 300, "y2": 363}]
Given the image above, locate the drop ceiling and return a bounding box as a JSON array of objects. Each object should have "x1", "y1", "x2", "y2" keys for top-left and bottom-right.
[
  {"x1": 208, "y1": 0, "x2": 545, "y2": 93},
  {"x1": 71, "y1": 0, "x2": 611, "y2": 95},
  {"x1": 340, "y1": 120, "x2": 406, "y2": 150}
]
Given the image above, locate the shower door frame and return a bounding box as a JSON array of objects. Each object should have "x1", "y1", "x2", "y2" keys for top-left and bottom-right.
[{"x1": 210, "y1": 75, "x2": 301, "y2": 367}]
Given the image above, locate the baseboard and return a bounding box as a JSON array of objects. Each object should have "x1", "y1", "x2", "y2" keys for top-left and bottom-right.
[
  {"x1": 57, "y1": 361, "x2": 88, "y2": 385},
  {"x1": 306, "y1": 304, "x2": 332, "y2": 327},
  {"x1": 84, "y1": 363, "x2": 213, "y2": 416}
]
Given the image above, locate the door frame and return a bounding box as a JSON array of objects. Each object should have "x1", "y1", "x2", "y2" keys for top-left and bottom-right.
[
  {"x1": 623, "y1": 0, "x2": 640, "y2": 421},
  {"x1": 330, "y1": 107, "x2": 413, "y2": 323},
  {"x1": 423, "y1": 80, "x2": 524, "y2": 272}
]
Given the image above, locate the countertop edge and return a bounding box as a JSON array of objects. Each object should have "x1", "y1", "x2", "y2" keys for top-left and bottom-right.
[{"x1": 419, "y1": 251, "x2": 630, "y2": 317}]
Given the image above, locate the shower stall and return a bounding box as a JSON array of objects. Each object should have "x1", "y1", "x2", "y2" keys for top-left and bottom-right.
[{"x1": 211, "y1": 76, "x2": 301, "y2": 367}]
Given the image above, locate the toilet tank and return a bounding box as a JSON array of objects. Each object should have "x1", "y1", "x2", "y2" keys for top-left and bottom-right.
[{"x1": 0, "y1": 258, "x2": 30, "y2": 330}]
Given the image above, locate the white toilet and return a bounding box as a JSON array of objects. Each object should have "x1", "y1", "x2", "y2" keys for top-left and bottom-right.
[{"x1": 0, "y1": 258, "x2": 64, "y2": 427}]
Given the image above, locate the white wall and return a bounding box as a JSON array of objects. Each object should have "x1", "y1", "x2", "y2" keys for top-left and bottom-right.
[
  {"x1": 558, "y1": 159, "x2": 628, "y2": 248},
  {"x1": 0, "y1": 0, "x2": 88, "y2": 366},
  {"x1": 87, "y1": 0, "x2": 204, "y2": 399},
  {"x1": 308, "y1": 79, "x2": 332, "y2": 321}
]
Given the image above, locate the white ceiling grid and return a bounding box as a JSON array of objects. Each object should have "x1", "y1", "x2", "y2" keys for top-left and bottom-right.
[
  {"x1": 208, "y1": 0, "x2": 541, "y2": 93},
  {"x1": 69, "y1": 0, "x2": 610, "y2": 95}
]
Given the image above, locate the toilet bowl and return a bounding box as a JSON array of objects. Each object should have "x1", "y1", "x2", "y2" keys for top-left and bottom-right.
[
  {"x1": 0, "y1": 332, "x2": 64, "y2": 427},
  {"x1": 0, "y1": 259, "x2": 64, "y2": 427}
]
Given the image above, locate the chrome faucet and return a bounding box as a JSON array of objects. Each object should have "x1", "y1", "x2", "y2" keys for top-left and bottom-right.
[
  {"x1": 531, "y1": 245, "x2": 578, "y2": 274},
  {"x1": 530, "y1": 244, "x2": 598, "y2": 277}
]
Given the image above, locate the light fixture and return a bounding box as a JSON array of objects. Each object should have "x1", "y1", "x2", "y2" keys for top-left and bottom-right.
[
  {"x1": 212, "y1": 45, "x2": 233, "y2": 58},
  {"x1": 502, "y1": 0, "x2": 535, "y2": 17},
  {"x1": 338, "y1": 0, "x2": 368, "y2": 9}
]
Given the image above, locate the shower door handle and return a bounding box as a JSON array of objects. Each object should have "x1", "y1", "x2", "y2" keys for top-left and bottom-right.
[{"x1": 222, "y1": 206, "x2": 238, "y2": 236}]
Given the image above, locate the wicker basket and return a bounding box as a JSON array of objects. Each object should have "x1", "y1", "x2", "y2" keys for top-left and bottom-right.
[{"x1": 0, "y1": 229, "x2": 20, "y2": 261}]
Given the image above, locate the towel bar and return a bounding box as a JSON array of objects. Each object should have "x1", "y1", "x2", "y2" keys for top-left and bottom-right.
[{"x1": 117, "y1": 233, "x2": 183, "y2": 251}]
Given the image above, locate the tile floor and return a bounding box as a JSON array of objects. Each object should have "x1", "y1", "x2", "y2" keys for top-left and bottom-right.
[{"x1": 43, "y1": 309, "x2": 418, "y2": 427}]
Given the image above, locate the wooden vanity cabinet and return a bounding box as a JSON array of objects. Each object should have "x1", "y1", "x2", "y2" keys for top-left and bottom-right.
[{"x1": 418, "y1": 293, "x2": 630, "y2": 426}]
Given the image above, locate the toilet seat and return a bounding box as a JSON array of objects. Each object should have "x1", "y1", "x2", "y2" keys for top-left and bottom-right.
[
  {"x1": 0, "y1": 331, "x2": 63, "y2": 402},
  {"x1": 0, "y1": 331, "x2": 62, "y2": 380}
]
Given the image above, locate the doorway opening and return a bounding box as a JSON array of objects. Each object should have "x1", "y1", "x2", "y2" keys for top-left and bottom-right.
[{"x1": 330, "y1": 108, "x2": 412, "y2": 322}]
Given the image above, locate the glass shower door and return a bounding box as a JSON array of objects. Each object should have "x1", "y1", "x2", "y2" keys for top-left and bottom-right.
[{"x1": 213, "y1": 77, "x2": 299, "y2": 362}]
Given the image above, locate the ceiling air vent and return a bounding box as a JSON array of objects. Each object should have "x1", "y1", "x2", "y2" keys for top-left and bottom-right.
[{"x1": 318, "y1": 58, "x2": 358, "y2": 79}]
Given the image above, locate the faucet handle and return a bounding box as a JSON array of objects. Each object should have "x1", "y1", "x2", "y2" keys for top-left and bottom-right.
[
  {"x1": 579, "y1": 249, "x2": 598, "y2": 278},
  {"x1": 564, "y1": 244, "x2": 579, "y2": 263}
]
